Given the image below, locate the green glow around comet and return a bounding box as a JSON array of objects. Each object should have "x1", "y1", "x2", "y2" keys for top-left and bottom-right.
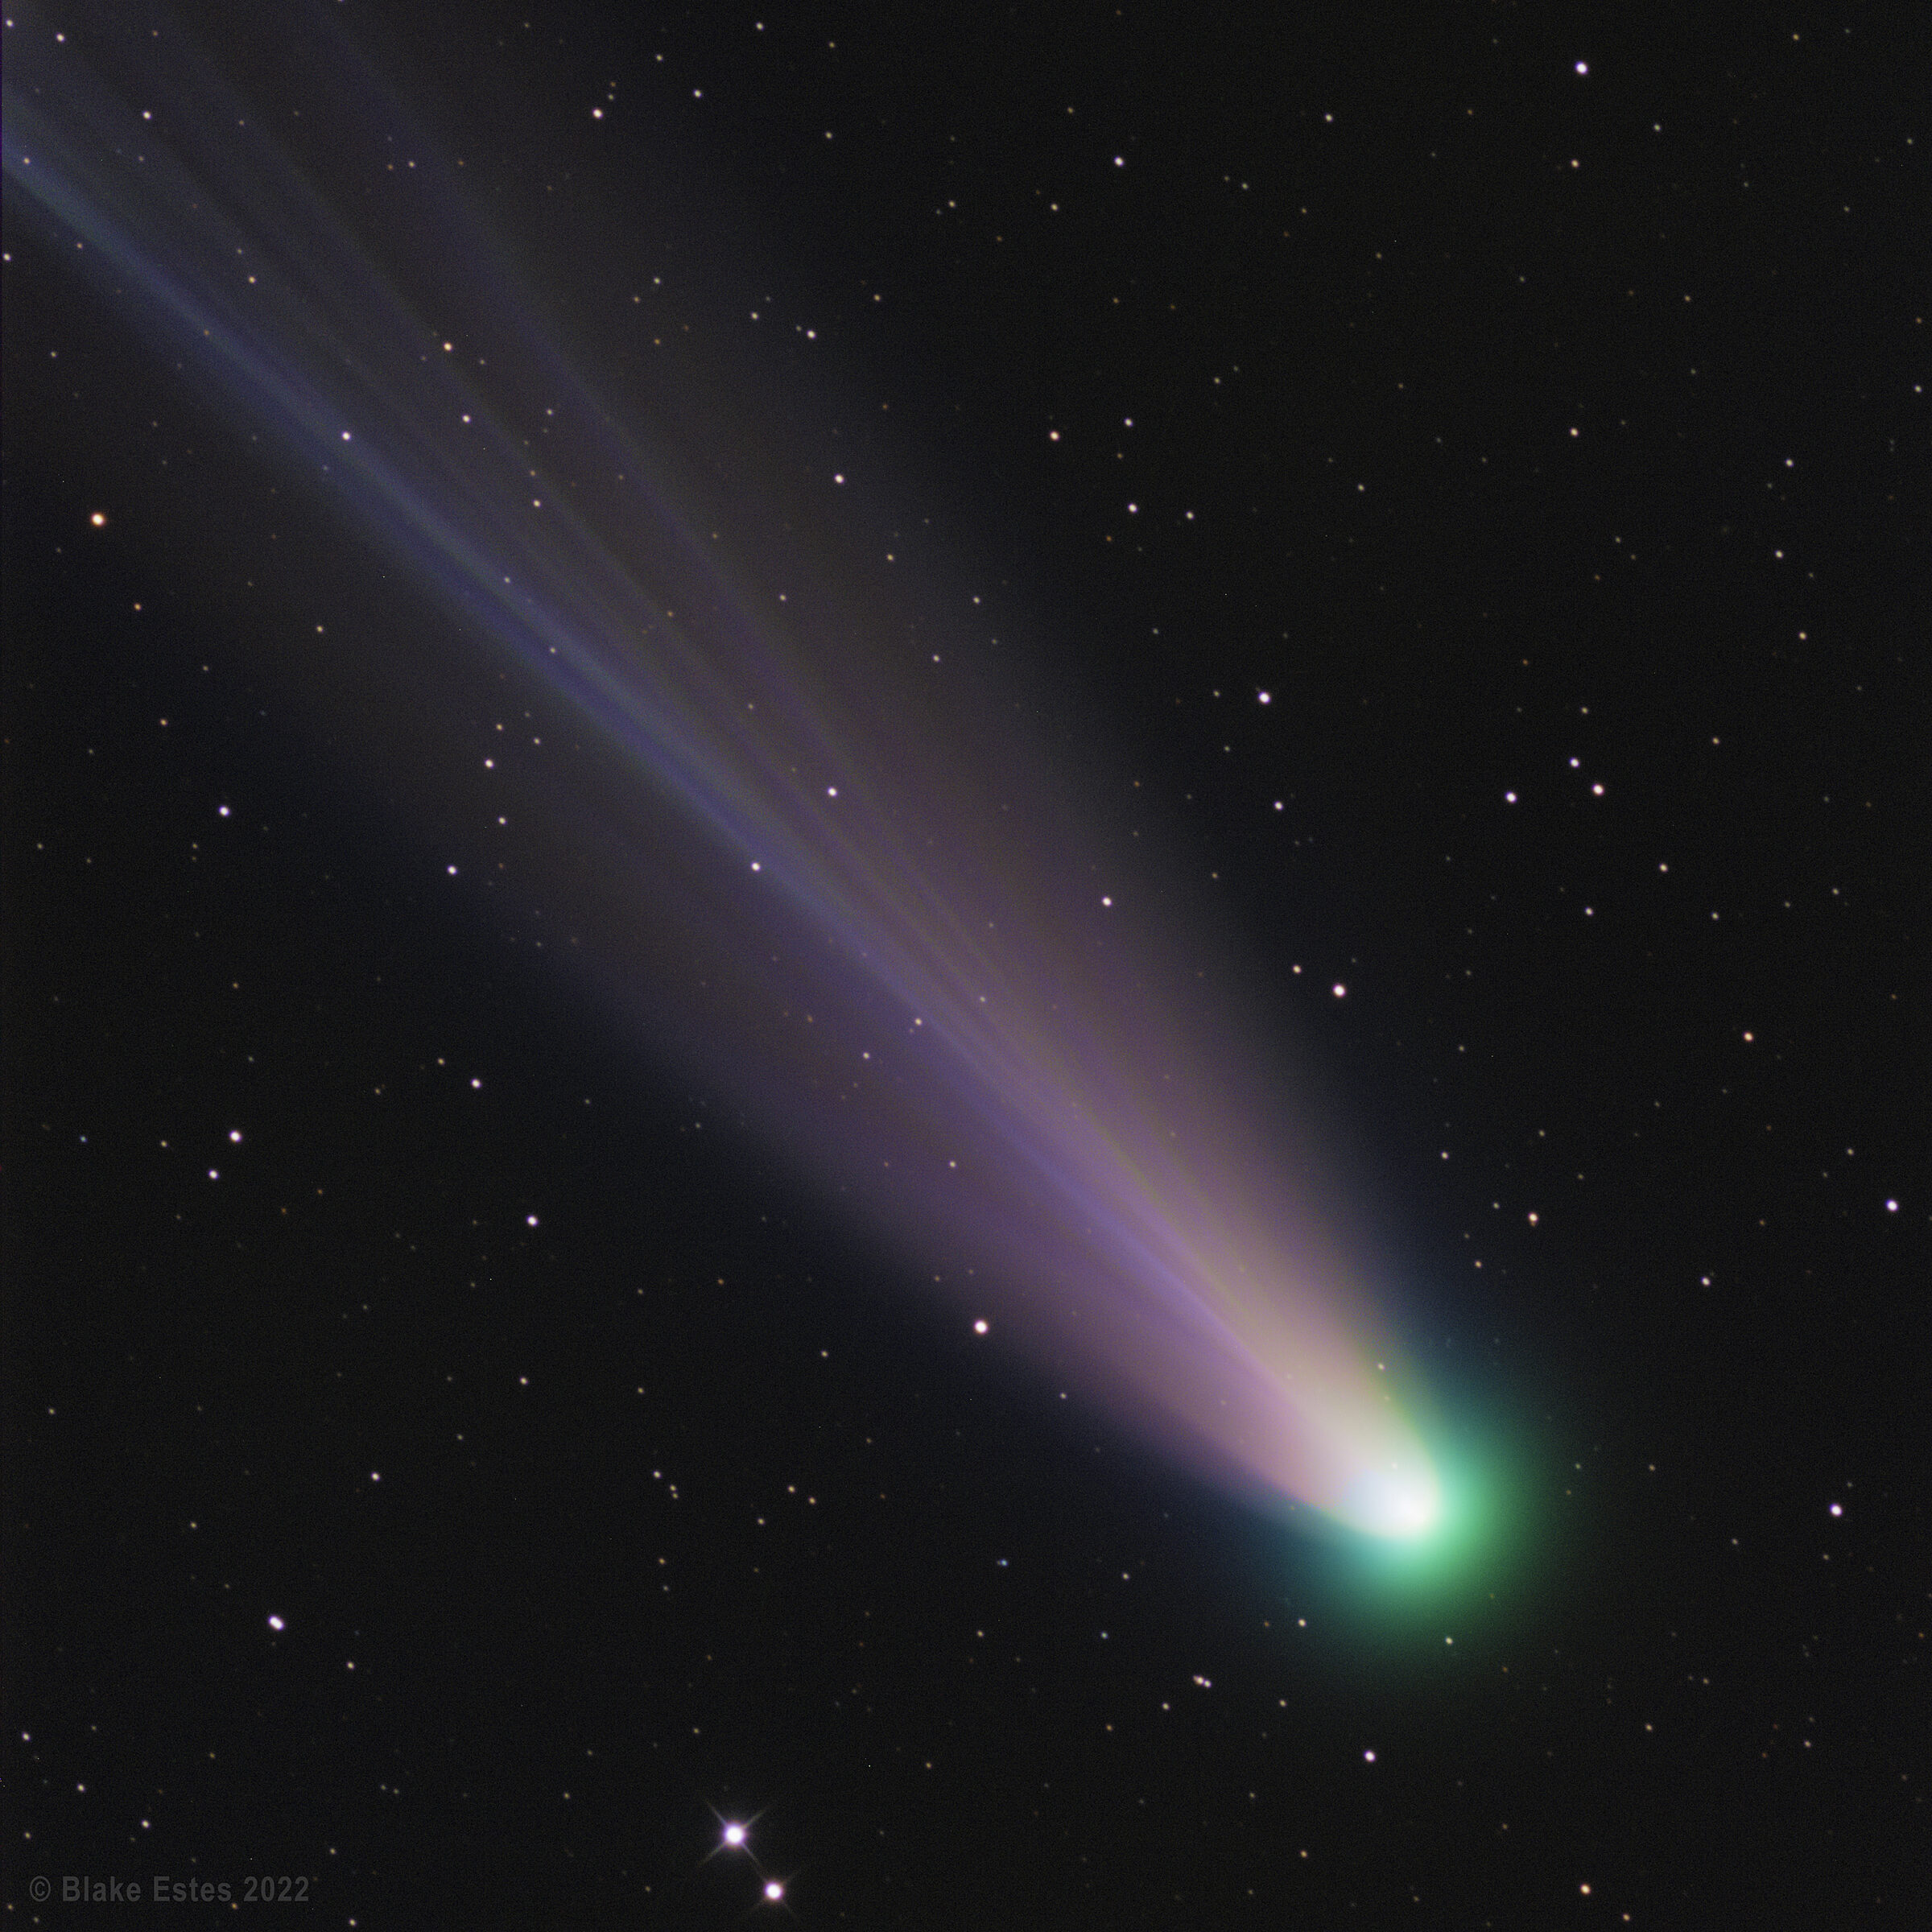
[{"x1": 1290, "y1": 1409, "x2": 1556, "y2": 1643}]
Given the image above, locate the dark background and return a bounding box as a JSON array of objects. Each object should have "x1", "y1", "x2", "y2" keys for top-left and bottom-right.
[{"x1": 5, "y1": 2, "x2": 1926, "y2": 1925}]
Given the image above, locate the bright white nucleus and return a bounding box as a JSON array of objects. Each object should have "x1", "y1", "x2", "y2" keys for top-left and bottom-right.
[{"x1": 1340, "y1": 1459, "x2": 1443, "y2": 1539}]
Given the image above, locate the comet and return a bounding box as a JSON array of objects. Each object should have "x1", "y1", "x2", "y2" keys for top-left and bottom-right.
[{"x1": 5, "y1": 9, "x2": 1443, "y2": 1542}]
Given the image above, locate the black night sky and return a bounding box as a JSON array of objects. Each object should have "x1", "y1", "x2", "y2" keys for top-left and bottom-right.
[{"x1": 4, "y1": 3, "x2": 1926, "y2": 1926}]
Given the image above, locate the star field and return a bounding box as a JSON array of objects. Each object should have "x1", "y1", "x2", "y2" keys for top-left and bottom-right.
[{"x1": 4, "y1": 2, "x2": 1926, "y2": 1926}]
